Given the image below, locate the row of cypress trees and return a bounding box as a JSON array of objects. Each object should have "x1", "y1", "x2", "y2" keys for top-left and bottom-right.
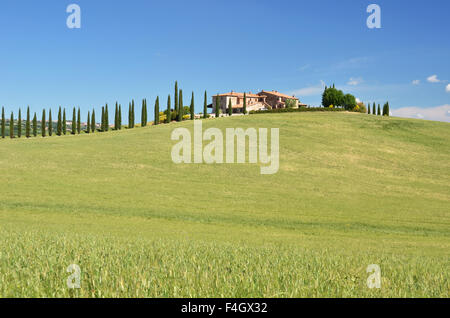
[
  {"x1": 367, "y1": 102, "x2": 390, "y2": 116},
  {"x1": 1, "y1": 81, "x2": 211, "y2": 139}
]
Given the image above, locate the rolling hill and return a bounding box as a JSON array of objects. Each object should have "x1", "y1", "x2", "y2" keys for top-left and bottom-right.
[{"x1": 0, "y1": 112, "x2": 449, "y2": 297}]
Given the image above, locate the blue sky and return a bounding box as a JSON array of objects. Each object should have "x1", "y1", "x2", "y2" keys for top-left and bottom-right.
[{"x1": 0, "y1": 0, "x2": 449, "y2": 122}]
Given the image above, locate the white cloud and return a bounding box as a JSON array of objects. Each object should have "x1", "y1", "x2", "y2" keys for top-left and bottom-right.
[
  {"x1": 298, "y1": 64, "x2": 310, "y2": 71},
  {"x1": 446, "y1": 84, "x2": 450, "y2": 92},
  {"x1": 347, "y1": 77, "x2": 363, "y2": 86},
  {"x1": 412, "y1": 80, "x2": 420, "y2": 85},
  {"x1": 427, "y1": 75, "x2": 441, "y2": 83},
  {"x1": 290, "y1": 81, "x2": 326, "y2": 97},
  {"x1": 391, "y1": 105, "x2": 450, "y2": 123}
]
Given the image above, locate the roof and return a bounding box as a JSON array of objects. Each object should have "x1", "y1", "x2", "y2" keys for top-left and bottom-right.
[
  {"x1": 258, "y1": 90, "x2": 298, "y2": 100},
  {"x1": 213, "y1": 92, "x2": 263, "y2": 99}
]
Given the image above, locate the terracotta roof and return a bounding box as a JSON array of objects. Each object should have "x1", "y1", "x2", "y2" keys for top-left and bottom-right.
[
  {"x1": 258, "y1": 90, "x2": 298, "y2": 100},
  {"x1": 214, "y1": 92, "x2": 263, "y2": 99}
]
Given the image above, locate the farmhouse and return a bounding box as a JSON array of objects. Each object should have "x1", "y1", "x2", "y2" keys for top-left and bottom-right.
[{"x1": 209, "y1": 90, "x2": 306, "y2": 114}]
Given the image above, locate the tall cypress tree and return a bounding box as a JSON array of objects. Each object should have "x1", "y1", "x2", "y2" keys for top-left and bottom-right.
[
  {"x1": 368, "y1": 103, "x2": 371, "y2": 115},
  {"x1": 72, "y1": 107, "x2": 76, "y2": 134},
  {"x1": 63, "y1": 109, "x2": 67, "y2": 135},
  {"x1": 18, "y1": 109, "x2": 22, "y2": 138},
  {"x1": 32, "y1": 113, "x2": 37, "y2": 137},
  {"x1": 228, "y1": 99, "x2": 232, "y2": 116},
  {"x1": 178, "y1": 90, "x2": 183, "y2": 122},
  {"x1": 243, "y1": 92, "x2": 247, "y2": 114},
  {"x1": 166, "y1": 95, "x2": 171, "y2": 123},
  {"x1": 383, "y1": 102, "x2": 390, "y2": 116},
  {"x1": 203, "y1": 91, "x2": 208, "y2": 119},
  {"x1": 190, "y1": 92, "x2": 195, "y2": 120},
  {"x1": 9, "y1": 112, "x2": 14, "y2": 139},
  {"x1": 115, "y1": 102, "x2": 119, "y2": 130},
  {"x1": 77, "y1": 108, "x2": 81, "y2": 134},
  {"x1": 174, "y1": 81, "x2": 178, "y2": 119},
  {"x1": 87, "y1": 111, "x2": 91, "y2": 134},
  {"x1": 1, "y1": 107, "x2": 5, "y2": 139},
  {"x1": 128, "y1": 103, "x2": 131, "y2": 128},
  {"x1": 48, "y1": 110, "x2": 52, "y2": 137},
  {"x1": 131, "y1": 100, "x2": 135, "y2": 128},
  {"x1": 91, "y1": 109, "x2": 96, "y2": 133},
  {"x1": 141, "y1": 99, "x2": 146, "y2": 127},
  {"x1": 105, "y1": 104, "x2": 109, "y2": 131},
  {"x1": 101, "y1": 106, "x2": 105, "y2": 131},
  {"x1": 377, "y1": 104, "x2": 381, "y2": 116},
  {"x1": 215, "y1": 94, "x2": 220, "y2": 118},
  {"x1": 118, "y1": 105, "x2": 122, "y2": 129},
  {"x1": 27, "y1": 106, "x2": 31, "y2": 138},
  {"x1": 154, "y1": 96, "x2": 160, "y2": 125},
  {"x1": 372, "y1": 103, "x2": 376, "y2": 116},
  {"x1": 42, "y1": 109, "x2": 46, "y2": 137}
]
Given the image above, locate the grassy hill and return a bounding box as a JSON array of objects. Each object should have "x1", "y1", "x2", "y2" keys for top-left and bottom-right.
[{"x1": 0, "y1": 112, "x2": 448, "y2": 297}]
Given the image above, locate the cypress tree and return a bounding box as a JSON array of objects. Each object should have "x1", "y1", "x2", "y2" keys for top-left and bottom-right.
[
  {"x1": 115, "y1": 102, "x2": 119, "y2": 130},
  {"x1": 27, "y1": 106, "x2": 31, "y2": 138},
  {"x1": 154, "y1": 96, "x2": 160, "y2": 125},
  {"x1": 18, "y1": 109, "x2": 22, "y2": 138},
  {"x1": 42, "y1": 109, "x2": 46, "y2": 137},
  {"x1": 48, "y1": 110, "x2": 52, "y2": 136},
  {"x1": 105, "y1": 104, "x2": 109, "y2": 131},
  {"x1": 118, "y1": 105, "x2": 122, "y2": 129},
  {"x1": 383, "y1": 102, "x2": 390, "y2": 116},
  {"x1": 91, "y1": 109, "x2": 96, "y2": 133},
  {"x1": 87, "y1": 111, "x2": 91, "y2": 134},
  {"x1": 377, "y1": 104, "x2": 381, "y2": 116},
  {"x1": 166, "y1": 95, "x2": 171, "y2": 123},
  {"x1": 174, "y1": 81, "x2": 178, "y2": 119},
  {"x1": 141, "y1": 99, "x2": 146, "y2": 127},
  {"x1": 128, "y1": 103, "x2": 131, "y2": 128},
  {"x1": 131, "y1": 100, "x2": 135, "y2": 128},
  {"x1": 243, "y1": 92, "x2": 247, "y2": 114},
  {"x1": 178, "y1": 90, "x2": 183, "y2": 122},
  {"x1": 368, "y1": 103, "x2": 371, "y2": 115},
  {"x1": 10, "y1": 112, "x2": 14, "y2": 139},
  {"x1": 101, "y1": 106, "x2": 105, "y2": 131},
  {"x1": 32, "y1": 113, "x2": 37, "y2": 137},
  {"x1": 215, "y1": 94, "x2": 220, "y2": 118},
  {"x1": 63, "y1": 109, "x2": 67, "y2": 135},
  {"x1": 190, "y1": 92, "x2": 195, "y2": 120},
  {"x1": 1, "y1": 107, "x2": 5, "y2": 139},
  {"x1": 372, "y1": 103, "x2": 376, "y2": 116},
  {"x1": 203, "y1": 91, "x2": 208, "y2": 119},
  {"x1": 228, "y1": 98, "x2": 232, "y2": 116},
  {"x1": 72, "y1": 107, "x2": 76, "y2": 134},
  {"x1": 77, "y1": 108, "x2": 81, "y2": 134}
]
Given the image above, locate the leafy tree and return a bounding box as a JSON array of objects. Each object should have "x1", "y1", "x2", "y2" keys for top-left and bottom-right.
[
  {"x1": 72, "y1": 108, "x2": 76, "y2": 134},
  {"x1": 87, "y1": 111, "x2": 91, "y2": 134},
  {"x1": 1, "y1": 107, "x2": 5, "y2": 139},
  {"x1": 10, "y1": 112, "x2": 14, "y2": 139},
  {"x1": 91, "y1": 109, "x2": 96, "y2": 133},
  {"x1": 166, "y1": 94, "x2": 171, "y2": 123},
  {"x1": 228, "y1": 98, "x2": 232, "y2": 116},
  {"x1": 190, "y1": 92, "x2": 195, "y2": 120},
  {"x1": 154, "y1": 96, "x2": 160, "y2": 125},
  {"x1": 32, "y1": 113, "x2": 37, "y2": 137},
  {"x1": 18, "y1": 109, "x2": 22, "y2": 138},
  {"x1": 322, "y1": 86, "x2": 344, "y2": 108},
  {"x1": 48, "y1": 110, "x2": 52, "y2": 136},
  {"x1": 215, "y1": 94, "x2": 220, "y2": 118},
  {"x1": 77, "y1": 108, "x2": 81, "y2": 134},
  {"x1": 243, "y1": 92, "x2": 247, "y2": 114},
  {"x1": 342, "y1": 94, "x2": 357, "y2": 110},
  {"x1": 203, "y1": 91, "x2": 208, "y2": 119},
  {"x1": 42, "y1": 109, "x2": 46, "y2": 137},
  {"x1": 27, "y1": 106, "x2": 32, "y2": 138}
]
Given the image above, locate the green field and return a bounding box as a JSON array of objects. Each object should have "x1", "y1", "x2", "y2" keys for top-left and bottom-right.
[{"x1": 0, "y1": 112, "x2": 449, "y2": 298}]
